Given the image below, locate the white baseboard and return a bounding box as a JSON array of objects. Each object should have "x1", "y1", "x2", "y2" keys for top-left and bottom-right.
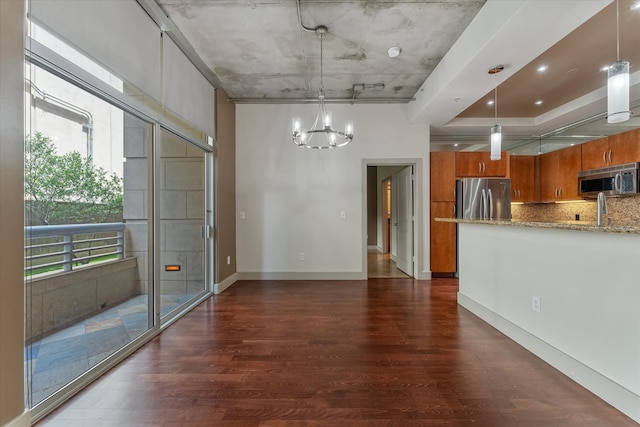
[
  {"x1": 213, "y1": 272, "x2": 238, "y2": 294},
  {"x1": 367, "y1": 245, "x2": 378, "y2": 252},
  {"x1": 458, "y1": 292, "x2": 640, "y2": 424},
  {"x1": 417, "y1": 270, "x2": 431, "y2": 280},
  {"x1": 3, "y1": 410, "x2": 29, "y2": 427},
  {"x1": 238, "y1": 272, "x2": 367, "y2": 281}
]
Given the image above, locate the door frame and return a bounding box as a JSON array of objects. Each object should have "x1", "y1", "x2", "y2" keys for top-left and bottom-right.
[
  {"x1": 362, "y1": 158, "x2": 425, "y2": 280},
  {"x1": 381, "y1": 177, "x2": 391, "y2": 253}
]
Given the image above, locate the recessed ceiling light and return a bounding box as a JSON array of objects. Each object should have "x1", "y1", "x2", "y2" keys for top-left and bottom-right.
[
  {"x1": 537, "y1": 65, "x2": 548, "y2": 72},
  {"x1": 454, "y1": 143, "x2": 459, "y2": 147},
  {"x1": 487, "y1": 99, "x2": 495, "y2": 106},
  {"x1": 535, "y1": 100, "x2": 543, "y2": 105},
  {"x1": 387, "y1": 46, "x2": 401, "y2": 58}
]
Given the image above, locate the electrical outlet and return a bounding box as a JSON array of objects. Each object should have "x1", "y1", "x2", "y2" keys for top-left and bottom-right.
[
  {"x1": 299, "y1": 252, "x2": 305, "y2": 260},
  {"x1": 531, "y1": 296, "x2": 541, "y2": 313},
  {"x1": 340, "y1": 210, "x2": 346, "y2": 219},
  {"x1": 226, "y1": 256, "x2": 231, "y2": 265}
]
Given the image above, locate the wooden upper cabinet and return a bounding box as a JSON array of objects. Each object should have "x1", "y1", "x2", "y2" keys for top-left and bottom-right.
[
  {"x1": 608, "y1": 128, "x2": 640, "y2": 166},
  {"x1": 510, "y1": 156, "x2": 537, "y2": 202},
  {"x1": 430, "y1": 152, "x2": 456, "y2": 202},
  {"x1": 540, "y1": 145, "x2": 581, "y2": 202},
  {"x1": 455, "y1": 152, "x2": 509, "y2": 177},
  {"x1": 581, "y1": 137, "x2": 609, "y2": 170},
  {"x1": 558, "y1": 144, "x2": 581, "y2": 200},
  {"x1": 539, "y1": 151, "x2": 560, "y2": 203},
  {"x1": 582, "y1": 129, "x2": 640, "y2": 170}
]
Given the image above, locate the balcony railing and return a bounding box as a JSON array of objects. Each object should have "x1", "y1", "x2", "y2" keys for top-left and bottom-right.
[{"x1": 25, "y1": 222, "x2": 125, "y2": 276}]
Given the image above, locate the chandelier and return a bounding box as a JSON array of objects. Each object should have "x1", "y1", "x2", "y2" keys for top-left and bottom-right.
[{"x1": 291, "y1": 26, "x2": 353, "y2": 149}]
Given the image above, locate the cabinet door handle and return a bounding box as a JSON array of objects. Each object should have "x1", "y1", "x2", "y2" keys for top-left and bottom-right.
[
  {"x1": 603, "y1": 151, "x2": 607, "y2": 165},
  {"x1": 559, "y1": 187, "x2": 562, "y2": 198},
  {"x1": 518, "y1": 189, "x2": 521, "y2": 199},
  {"x1": 608, "y1": 150, "x2": 612, "y2": 164}
]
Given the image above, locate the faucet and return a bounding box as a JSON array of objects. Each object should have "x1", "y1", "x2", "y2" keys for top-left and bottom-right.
[{"x1": 596, "y1": 191, "x2": 608, "y2": 226}]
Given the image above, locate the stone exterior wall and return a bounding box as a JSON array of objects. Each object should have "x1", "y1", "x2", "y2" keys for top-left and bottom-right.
[
  {"x1": 121, "y1": 113, "x2": 206, "y2": 302},
  {"x1": 122, "y1": 113, "x2": 151, "y2": 294},
  {"x1": 159, "y1": 131, "x2": 205, "y2": 296},
  {"x1": 26, "y1": 258, "x2": 138, "y2": 343}
]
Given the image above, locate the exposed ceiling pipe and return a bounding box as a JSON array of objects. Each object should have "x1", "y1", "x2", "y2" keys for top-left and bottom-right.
[
  {"x1": 229, "y1": 97, "x2": 413, "y2": 104},
  {"x1": 296, "y1": 0, "x2": 317, "y2": 33},
  {"x1": 26, "y1": 78, "x2": 94, "y2": 163}
]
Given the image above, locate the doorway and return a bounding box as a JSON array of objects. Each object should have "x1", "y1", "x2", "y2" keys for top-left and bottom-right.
[{"x1": 366, "y1": 164, "x2": 414, "y2": 279}]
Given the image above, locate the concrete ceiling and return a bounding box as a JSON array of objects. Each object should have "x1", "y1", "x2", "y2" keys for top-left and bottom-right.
[
  {"x1": 155, "y1": 0, "x2": 485, "y2": 102},
  {"x1": 151, "y1": 0, "x2": 640, "y2": 153}
]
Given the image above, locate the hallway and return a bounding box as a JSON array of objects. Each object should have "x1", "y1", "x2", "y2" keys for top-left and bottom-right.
[
  {"x1": 367, "y1": 251, "x2": 411, "y2": 278},
  {"x1": 37, "y1": 279, "x2": 634, "y2": 426}
]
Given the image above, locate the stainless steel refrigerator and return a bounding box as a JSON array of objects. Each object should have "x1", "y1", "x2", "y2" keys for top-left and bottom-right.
[{"x1": 456, "y1": 178, "x2": 511, "y2": 220}]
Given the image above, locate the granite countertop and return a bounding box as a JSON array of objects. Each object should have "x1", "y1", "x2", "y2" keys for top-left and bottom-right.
[{"x1": 435, "y1": 218, "x2": 640, "y2": 235}]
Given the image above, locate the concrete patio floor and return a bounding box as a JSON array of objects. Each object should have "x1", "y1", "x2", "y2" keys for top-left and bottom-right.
[{"x1": 26, "y1": 293, "x2": 194, "y2": 406}]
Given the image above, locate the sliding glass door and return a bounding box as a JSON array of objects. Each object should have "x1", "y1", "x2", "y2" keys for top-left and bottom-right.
[
  {"x1": 25, "y1": 65, "x2": 154, "y2": 408},
  {"x1": 158, "y1": 128, "x2": 212, "y2": 320},
  {"x1": 24, "y1": 37, "x2": 214, "y2": 421}
]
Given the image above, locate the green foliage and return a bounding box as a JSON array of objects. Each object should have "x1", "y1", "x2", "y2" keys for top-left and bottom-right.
[{"x1": 25, "y1": 132, "x2": 123, "y2": 225}]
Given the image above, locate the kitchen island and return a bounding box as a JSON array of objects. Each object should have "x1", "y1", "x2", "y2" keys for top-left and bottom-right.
[{"x1": 438, "y1": 218, "x2": 640, "y2": 423}]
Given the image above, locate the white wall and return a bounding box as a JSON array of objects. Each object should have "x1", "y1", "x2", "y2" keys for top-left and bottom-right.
[
  {"x1": 236, "y1": 103, "x2": 430, "y2": 279},
  {"x1": 457, "y1": 223, "x2": 640, "y2": 423}
]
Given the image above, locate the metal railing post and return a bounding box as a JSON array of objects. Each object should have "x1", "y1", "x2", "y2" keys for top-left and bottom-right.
[
  {"x1": 63, "y1": 233, "x2": 73, "y2": 272},
  {"x1": 117, "y1": 230, "x2": 124, "y2": 260}
]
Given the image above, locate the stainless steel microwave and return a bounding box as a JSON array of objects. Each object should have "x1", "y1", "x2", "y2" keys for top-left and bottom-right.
[{"x1": 578, "y1": 162, "x2": 639, "y2": 197}]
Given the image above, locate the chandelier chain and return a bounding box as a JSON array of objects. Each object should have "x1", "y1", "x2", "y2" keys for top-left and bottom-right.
[{"x1": 319, "y1": 34, "x2": 324, "y2": 93}]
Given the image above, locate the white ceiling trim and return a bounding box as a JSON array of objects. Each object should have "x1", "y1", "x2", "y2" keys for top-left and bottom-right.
[{"x1": 405, "y1": 0, "x2": 612, "y2": 128}]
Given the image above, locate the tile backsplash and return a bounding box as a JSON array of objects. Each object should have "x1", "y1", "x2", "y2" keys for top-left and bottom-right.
[{"x1": 511, "y1": 196, "x2": 640, "y2": 225}]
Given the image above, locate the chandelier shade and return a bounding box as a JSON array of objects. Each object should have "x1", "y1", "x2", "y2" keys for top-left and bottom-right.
[
  {"x1": 488, "y1": 65, "x2": 503, "y2": 161},
  {"x1": 291, "y1": 26, "x2": 353, "y2": 149},
  {"x1": 607, "y1": 61, "x2": 630, "y2": 124},
  {"x1": 490, "y1": 124, "x2": 502, "y2": 160}
]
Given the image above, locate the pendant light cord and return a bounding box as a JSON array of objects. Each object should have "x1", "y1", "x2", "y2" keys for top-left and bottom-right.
[
  {"x1": 616, "y1": 0, "x2": 620, "y2": 61},
  {"x1": 494, "y1": 86, "x2": 498, "y2": 121}
]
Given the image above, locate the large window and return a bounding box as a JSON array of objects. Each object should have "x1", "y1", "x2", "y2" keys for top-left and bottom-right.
[
  {"x1": 25, "y1": 10, "x2": 214, "y2": 420},
  {"x1": 25, "y1": 64, "x2": 154, "y2": 409}
]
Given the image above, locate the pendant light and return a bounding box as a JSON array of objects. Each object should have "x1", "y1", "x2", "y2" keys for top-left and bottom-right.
[
  {"x1": 489, "y1": 65, "x2": 504, "y2": 161},
  {"x1": 607, "y1": 0, "x2": 630, "y2": 123}
]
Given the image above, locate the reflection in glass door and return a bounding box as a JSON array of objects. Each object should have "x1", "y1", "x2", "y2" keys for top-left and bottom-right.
[{"x1": 158, "y1": 128, "x2": 211, "y2": 319}]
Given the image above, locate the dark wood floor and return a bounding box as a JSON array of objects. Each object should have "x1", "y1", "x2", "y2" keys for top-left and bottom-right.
[{"x1": 37, "y1": 279, "x2": 636, "y2": 426}]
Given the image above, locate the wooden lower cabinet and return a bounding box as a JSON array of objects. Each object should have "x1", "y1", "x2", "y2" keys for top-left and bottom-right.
[{"x1": 430, "y1": 202, "x2": 456, "y2": 273}]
